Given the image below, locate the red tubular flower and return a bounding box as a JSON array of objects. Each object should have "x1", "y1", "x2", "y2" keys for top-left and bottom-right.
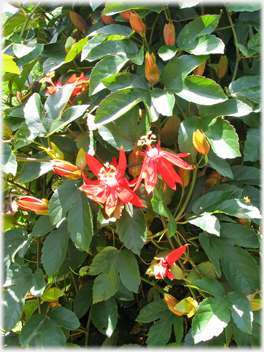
[
  {"x1": 154, "y1": 245, "x2": 188, "y2": 280},
  {"x1": 101, "y1": 11, "x2": 114, "y2": 25},
  {"x1": 51, "y1": 160, "x2": 82, "y2": 180},
  {"x1": 17, "y1": 197, "x2": 49, "y2": 215},
  {"x1": 80, "y1": 147, "x2": 145, "y2": 217},
  {"x1": 129, "y1": 12, "x2": 145, "y2": 34},
  {"x1": 133, "y1": 139, "x2": 193, "y2": 194}
]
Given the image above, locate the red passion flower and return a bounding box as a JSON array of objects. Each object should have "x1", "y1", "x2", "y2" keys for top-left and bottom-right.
[{"x1": 80, "y1": 147, "x2": 145, "y2": 218}]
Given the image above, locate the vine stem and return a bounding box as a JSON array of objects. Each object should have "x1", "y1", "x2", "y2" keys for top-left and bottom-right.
[
  {"x1": 20, "y1": 2, "x2": 40, "y2": 38},
  {"x1": 85, "y1": 306, "x2": 92, "y2": 347},
  {"x1": 227, "y1": 11, "x2": 240, "y2": 82},
  {"x1": 37, "y1": 238, "x2": 42, "y2": 314},
  {"x1": 174, "y1": 98, "x2": 187, "y2": 119}
]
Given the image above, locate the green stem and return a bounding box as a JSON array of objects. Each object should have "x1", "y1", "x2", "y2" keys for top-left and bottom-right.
[
  {"x1": 227, "y1": 11, "x2": 240, "y2": 82},
  {"x1": 10, "y1": 136, "x2": 43, "y2": 146},
  {"x1": 173, "y1": 186, "x2": 185, "y2": 217},
  {"x1": 85, "y1": 306, "x2": 92, "y2": 347},
  {"x1": 175, "y1": 168, "x2": 197, "y2": 222},
  {"x1": 77, "y1": 122, "x2": 85, "y2": 133},
  {"x1": 37, "y1": 238, "x2": 42, "y2": 314},
  {"x1": 160, "y1": 216, "x2": 175, "y2": 250},
  {"x1": 174, "y1": 98, "x2": 187, "y2": 120},
  {"x1": 70, "y1": 271, "x2": 79, "y2": 294},
  {"x1": 150, "y1": 238, "x2": 171, "y2": 251},
  {"x1": 149, "y1": 13, "x2": 160, "y2": 45},
  {"x1": 20, "y1": 3, "x2": 40, "y2": 38},
  {"x1": 143, "y1": 33, "x2": 150, "y2": 52},
  {"x1": 8, "y1": 180, "x2": 36, "y2": 195},
  {"x1": 16, "y1": 157, "x2": 51, "y2": 162}
]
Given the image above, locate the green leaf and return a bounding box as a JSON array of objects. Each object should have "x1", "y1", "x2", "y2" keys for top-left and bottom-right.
[
  {"x1": 94, "y1": 88, "x2": 149, "y2": 126},
  {"x1": 199, "y1": 233, "x2": 260, "y2": 293},
  {"x1": 160, "y1": 114, "x2": 181, "y2": 146},
  {"x1": 227, "y1": 165, "x2": 260, "y2": 186},
  {"x1": 14, "y1": 43, "x2": 44, "y2": 66},
  {"x1": 184, "y1": 34, "x2": 224, "y2": 55},
  {"x1": 186, "y1": 213, "x2": 220, "y2": 236},
  {"x1": 41, "y1": 287, "x2": 65, "y2": 302},
  {"x1": 2, "y1": 144, "x2": 17, "y2": 176},
  {"x1": 177, "y1": 15, "x2": 220, "y2": 49},
  {"x1": 158, "y1": 45, "x2": 178, "y2": 61},
  {"x1": 19, "y1": 158, "x2": 53, "y2": 183},
  {"x1": 49, "y1": 180, "x2": 82, "y2": 225},
  {"x1": 207, "y1": 150, "x2": 233, "y2": 178},
  {"x1": 31, "y1": 216, "x2": 55, "y2": 238},
  {"x1": 192, "y1": 296, "x2": 231, "y2": 344},
  {"x1": 161, "y1": 54, "x2": 209, "y2": 91},
  {"x1": 73, "y1": 280, "x2": 93, "y2": 318},
  {"x1": 199, "y1": 98, "x2": 253, "y2": 119},
  {"x1": 136, "y1": 299, "x2": 170, "y2": 323},
  {"x1": 115, "y1": 249, "x2": 141, "y2": 293},
  {"x1": 151, "y1": 188, "x2": 176, "y2": 237},
  {"x1": 226, "y1": 4, "x2": 261, "y2": 12},
  {"x1": 220, "y1": 222, "x2": 259, "y2": 248},
  {"x1": 188, "y1": 277, "x2": 225, "y2": 297},
  {"x1": 2, "y1": 53, "x2": 20, "y2": 74},
  {"x1": 114, "y1": 281, "x2": 134, "y2": 301},
  {"x1": 86, "y1": 39, "x2": 138, "y2": 62},
  {"x1": 227, "y1": 292, "x2": 253, "y2": 334},
  {"x1": 247, "y1": 33, "x2": 260, "y2": 53},
  {"x1": 89, "y1": 56, "x2": 129, "y2": 95},
  {"x1": 103, "y1": 3, "x2": 165, "y2": 15},
  {"x1": 243, "y1": 128, "x2": 261, "y2": 162},
  {"x1": 217, "y1": 198, "x2": 262, "y2": 219},
  {"x1": 47, "y1": 306, "x2": 80, "y2": 330},
  {"x1": 65, "y1": 38, "x2": 88, "y2": 63},
  {"x1": 81, "y1": 34, "x2": 109, "y2": 61},
  {"x1": 151, "y1": 88, "x2": 175, "y2": 116},
  {"x1": 91, "y1": 298, "x2": 118, "y2": 337},
  {"x1": 101, "y1": 73, "x2": 150, "y2": 91},
  {"x1": 19, "y1": 314, "x2": 66, "y2": 347},
  {"x1": 147, "y1": 314, "x2": 174, "y2": 347},
  {"x1": 89, "y1": 247, "x2": 120, "y2": 303},
  {"x1": 229, "y1": 75, "x2": 260, "y2": 105},
  {"x1": 176, "y1": 76, "x2": 227, "y2": 105},
  {"x1": 88, "y1": 24, "x2": 133, "y2": 38},
  {"x1": 116, "y1": 207, "x2": 147, "y2": 255},
  {"x1": 41, "y1": 220, "x2": 70, "y2": 277},
  {"x1": 13, "y1": 59, "x2": 38, "y2": 91},
  {"x1": 97, "y1": 105, "x2": 150, "y2": 152},
  {"x1": 4, "y1": 228, "x2": 28, "y2": 269},
  {"x1": 67, "y1": 192, "x2": 93, "y2": 252},
  {"x1": 192, "y1": 190, "x2": 234, "y2": 214},
  {"x1": 30, "y1": 268, "x2": 45, "y2": 297}
]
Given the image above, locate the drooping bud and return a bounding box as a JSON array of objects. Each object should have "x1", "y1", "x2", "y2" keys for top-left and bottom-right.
[
  {"x1": 193, "y1": 60, "x2": 207, "y2": 76},
  {"x1": 163, "y1": 22, "x2": 175, "y2": 46},
  {"x1": 175, "y1": 297, "x2": 199, "y2": 318},
  {"x1": 192, "y1": 129, "x2": 210, "y2": 155},
  {"x1": 120, "y1": 10, "x2": 131, "y2": 20},
  {"x1": 164, "y1": 294, "x2": 184, "y2": 316},
  {"x1": 69, "y1": 11, "x2": 88, "y2": 31},
  {"x1": 76, "y1": 148, "x2": 86, "y2": 171},
  {"x1": 17, "y1": 197, "x2": 50, "y2": 215},
  {"x1": 129, "y1": 12, "x2": 145, "y2": 34},
  {"x1": 128, "y1": 145, "x2": 143, "y2": 177},
  {"x1": 145, "y1": 52, "x2": 160, "y2": 83},
  {"x1": 178, "y1": 169, "x2": 191, "y2": 187},
  {"x1": 216, "y1": 55, "x2": 228, "y2": 78},
  {"x1": 101, "y1": 11, "x2": 114, "y2": 25},
  {"x1": 51, "y1": 160, "x2": 82, "y2": 180}
]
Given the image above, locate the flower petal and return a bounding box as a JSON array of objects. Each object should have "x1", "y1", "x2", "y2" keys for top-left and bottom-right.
[
  {"x1": 117, "y1": 146, "x2": 127, "y2": 178},
  {"x1": 105, "y1": 191, "x2": 118, "y2": 217},
  {"x1": 85, "y1": 153, "x2": 104, "y2": 177},
  {"x1": 157, "y1": 158, "x2": 179, "y2": 190},
  {"x1": 115, "y1": 186, "x2": 133, "y2": 204},
  {"x1": 165, "y1": 245, "x2": 188, "y2": 266},
  {"x1": 160, "y1": 151, "x2": 193, "y2": 170},
  {"x1": 144, "y1": 159, "x2": 158, "y2": 194}
]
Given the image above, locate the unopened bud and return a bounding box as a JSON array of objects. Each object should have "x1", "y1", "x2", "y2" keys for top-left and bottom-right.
[
  {"x1": 216, "y1": 55, "x2": 228, "y2": 78},
  {"x1": 164, "y1": 294, "x2": 184, "y2": 316},
  {"x1": 129, "y1": 12, "x2": 145, "y2": 34},
  {"x1": 128, "y1": 145, "x2": 143, "y2": 177},
  {"x1": 69, "y1": 11, "x2": 88, "y2": 31},
  {"x1": 192, "y1": 129, "x2": 210, "y2": 155},
  {"x1": 76, "y1": 148, "x2": 86, "y2": 171},
  {"x1": 163, "y1": 22, "x2": 175, "y2": 46},
  {"x1": 101, "y1": 11, "x2": 114, "y2": 25},
  {"x1": 120, "y1": 10, "x2": 131, "y2": 21},
  {"x1": 179, "y1": 169, "x2": 191, "y2": 187},
  {"x1": 145, "y1": 52, "x2": 160, "y2": 83},
  {"x1": 193, "y1": 60, "x2": 207, "y2": 76}
]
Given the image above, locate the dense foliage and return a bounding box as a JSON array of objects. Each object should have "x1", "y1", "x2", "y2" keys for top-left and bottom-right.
[{"x1": 2, "y1": 1, "x2": 261, "y2": 348}]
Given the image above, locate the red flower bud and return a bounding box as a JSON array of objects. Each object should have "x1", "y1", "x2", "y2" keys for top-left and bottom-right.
[
  {"x1": 216, "y1": 55, "x2": 228, "y2": 79},
  {"x1": 120, "y1": 10, "x2": 131, "y2": 21},
  {"x1": 145, "y1": 52, "x2": 160, "y2": 83},
  {"x1": 51, "y1": 160, "x2": 82, "y2": 180},
  {"x1": 164, "y1": 294, "x2": 184, "y2": 316},
  {"x1": 17, "y1": 197, "x2": 49, "y2": 215},
  {"x1": 193, "y1": 60, "x2": 207, "y2": 76},
  {"x1": 101, "y1": 11, "x2": 114, "y2": 25},
  {"x1": 128, "y1": 145, "x2": 143, "y2": 177},
  {"x1": 179, "y1": 169, "x2": 191, "y2": 187},
  {"x1": 192, "y1": 129, "x2": 210, "y2": 155},
  {"x1": 129, "y1": 12, "x2": 145, "y2": 34},
  {"x1": 163, "y1": 22, "x2": 175, "y2": 46}
]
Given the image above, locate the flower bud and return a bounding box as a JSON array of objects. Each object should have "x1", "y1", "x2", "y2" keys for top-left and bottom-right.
[
  {"x1": 76, "y1": 148, "x2": 86, "y2": 171},
  {"x1": 163, "y1": 22, "x2": 175, "y2": 46},
  {"x1": 128, "y1": 145, "x2": 143, "y2": 177},
  {"x1": 216, "y1": 55, "x2": 228, "y2": 78},
  {"x1": 145, "y1": 52, "x2": 160, "y2": 83},
  {"x1": 175, "y1": 297, "x2": 199, "y2": 318},
  {"x1": 120, "y1": 10, "x2": 131, "y2": 20},
  {"x1": 192, "y1": 129, "x2": 210, "y2": 155},
  {"x1": 178, "y1": 169, "x2": 191, "y2": 187},
  {"x1": 69, "y1": 11, "x2": 88, "y2": 31},
  {"x1": 51, "y1": 160, "x2": 82, "y2": 180},
  {"x1": 39, "y1": 142, "x2": 64, "y2": 160},
  {"x1": 101, "y1": 11, "x2": 114, "y2": 25},
  {"x1": 193, "y1": 60, "x2": 207, "y2": 76},
  {"x1": 17, "y1": 197, "x2": 49, "y2": 215},
  {"x1": 164, "y1": 294, "x2": 184, "y2": 316},
  {"x1": 129, "y1": 12, "x2": 145, "y2": 34}
]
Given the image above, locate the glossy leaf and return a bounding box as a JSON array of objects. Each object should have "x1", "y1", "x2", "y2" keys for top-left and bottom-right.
[
  {"x1": 229, "y1": 75, "x2": 261, "y2": 105},
  {"x1": 188, "y1": 277, "x2": 225, "y2": 297},
  {"x1": 47, "y1": 306, "x2": 80, "y2": 330},
  {"x1": 2, "y1": 144, "x2": 17, "y2": 176},
  {"x1": 186, "y1": 213, "x2": 220, "y2": 236},
  {"x1": 176, "y1": 76, "x2": 227, "y2": 105},
  {"x1": 65, "y1": 38, "x2": 88, "y2": 63},
  {"x1": 91, "y1": 298, "x2": 118, "y2": 337},
  {"x1": 183, "y1": 34, "x2": 224, "y2": 55},
  {"x1": 3, "y1": 53, "x2": 20, "y2": 74},
  {"x1": 151, "y1": 88, "x2": 175, "y2": 116},
  {"x1": 217, "y1": 198, "x2": 262, "y2": 220},
  {"x1": 207, "y1": 150, "x2": 233, "y2": 178},
  {"x1": 49, "y1": 180, "x2": 82, "y2": 225},
  {"x1": 227, "y1": 291, "x2": 253, "y2": 334},
  {"x1": 30, "y1": 268, "x2": 45, "y2": 297},
  {"x1": 19, "y1": 157, "x2": 53, "y2": 183},
  {"x1": 88, "y1": 24, "x2": 133, "y2": 38},
  {"x1": 220, "y1": 222, "x2": 260, "y2": 248},
  {"x1": 192, "y1": 190, "x2": 234, "y2": 214},
  {"x1": 41, "y1": 220, "x2": 70, "y2": 277},
  {"x1": 192, "y1": 296, "x2": 231, "y2": 344},
  {"x1": 4, "y1": 228, "x2": 28, "y2": 269},
  {"x1": 101, "y1": 73, "x2": 150, "y2": 91},
  {"x1": 103, "y1": 3, "x2": 165, "y2": 15},
  {"x1": 31, "y1": 216, "x2": 55, "y2": 238},
  {"x1": 243, "y1": 128, "x2": 261, "y2": 162},
  {"x1": 226, "y1": 3, "x2": 261, "y2": 12},
  {"x1": 227, "y1": 165, "x2": 260, "y2": 186},
  {"x1": 73, "y1": 280, "x2": 93, "y2": 318},
  {"x1": 67, "y1": 192, "x2": 93, "y2": 252}
]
